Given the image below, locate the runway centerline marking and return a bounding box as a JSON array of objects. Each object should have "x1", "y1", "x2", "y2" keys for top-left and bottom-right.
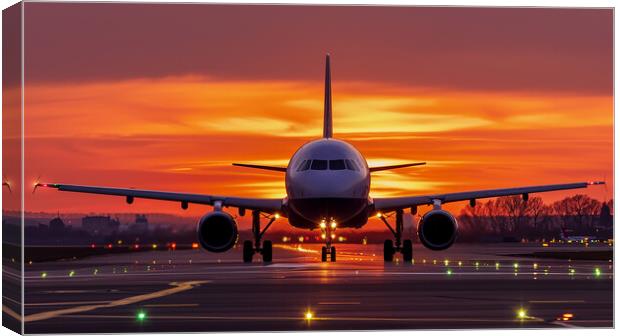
[{"x1": 24, "y1": 280, "x2": 208, "y2": 323}]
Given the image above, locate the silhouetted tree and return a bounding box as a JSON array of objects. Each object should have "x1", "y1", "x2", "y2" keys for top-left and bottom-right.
[{"x1": 552, "y1": 194, "x2": 602, "y2": 234}]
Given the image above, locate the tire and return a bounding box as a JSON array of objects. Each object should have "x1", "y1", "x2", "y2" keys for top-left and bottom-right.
[
  {"x1": 330, "y1": 246, "x2": 336, "y2": 262},
  {"x1": 383, "y1": 239, "x2": 395, "y2": 262},
  {"x1": 321, "y1": 246, "x2": 328, "y2": 262},
  {"x1": 402, "y1": 239, "x2": 413, "y2": 263},
  {"x1": 243, "y1": 240, "x2": 253, "y2": 263},
  {"x1": 262, "y1": 240, "x2": 273, "y2": 263}
]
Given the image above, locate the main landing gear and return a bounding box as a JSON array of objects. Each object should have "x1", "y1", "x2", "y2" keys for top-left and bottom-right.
[
  {"x1": 319, "y1": 219, "x2": 337, "y2": 262},
  {"x1": 378, "y1": 209, "x2": 413, "y2": 263},
  {"x1": 243, "y1": 210, "x2": 276, "y2": 263}
]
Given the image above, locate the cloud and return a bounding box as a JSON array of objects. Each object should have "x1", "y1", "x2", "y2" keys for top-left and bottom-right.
[{"x1": 17, "y1": 76, "x2": 613, "y2": 215}]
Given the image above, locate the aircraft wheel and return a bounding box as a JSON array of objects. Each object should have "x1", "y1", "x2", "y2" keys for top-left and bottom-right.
[
  {"x1": 383, "y1": 239, "x2": 395, "y2": 262},
  {"x1": 321, "y1": 246, "x2": 328, "y2": 262},
  {"x1": 330, "y1": 246, "x2": 336, "y2": 262},
  {"x1": 243, "y1": 240, "x2": 253, "y2": 263},
  {"x1": 262, "y1": 240, "x2": 273, "y2": 263},
  {"x1": 402, "y1": 239, "x2": 413, "y2": 262}
]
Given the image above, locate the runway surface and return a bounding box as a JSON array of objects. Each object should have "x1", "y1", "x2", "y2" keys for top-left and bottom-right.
[{"x1": 15, "y1": 243, "x2": 613, "y2": 333}]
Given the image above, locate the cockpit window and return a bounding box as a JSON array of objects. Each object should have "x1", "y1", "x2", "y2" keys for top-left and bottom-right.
[
  {"x1": 345, "y1": 159, "x2": 359, "y2": 171},
  {"x1": 302, "y1": 160, "x2": 311, "y2": 171},
  {"x1": 296, "y1": 160, "x2": 307, "y2": 172},
  {"x1": 311, "y1": 160, "x2": 328, "y2": 170},
  {"x1": 329, "y1": 159, "x2": 346, "y2": 170},
  {"x1": 297, "y1": 160, "x2": 311, "y2": 171}
]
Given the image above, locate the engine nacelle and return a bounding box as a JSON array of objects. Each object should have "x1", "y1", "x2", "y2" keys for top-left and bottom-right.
[
  {"x1": 197, "y1": 211, "x2": 238, "y2": 253},
  {"x1": 418, "y1": 209, "x2": 458, "y2": 250}
]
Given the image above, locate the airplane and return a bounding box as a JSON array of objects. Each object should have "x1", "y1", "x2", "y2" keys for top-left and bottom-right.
[
  {"x1": 37, "y1": 55, "x2": 604, "y2": 263},
  {"x1": 559, "y1": 228, "x2": 598, "y2": 243}
]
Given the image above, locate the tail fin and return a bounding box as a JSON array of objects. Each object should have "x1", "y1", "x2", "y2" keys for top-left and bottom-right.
[{"x1": 323, "y1": 54, "x2": 333, "y2": 138}]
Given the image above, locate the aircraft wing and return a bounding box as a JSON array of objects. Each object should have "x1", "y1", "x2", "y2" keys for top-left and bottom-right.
[
  {"x1": 372, "y1": 182, "x2": 604, "y2": 212},
  {"x1": 369, "y1": 162, "x2": 426, "y2": 172},
  {"x1": 36, "y1": 183, "x2": 283, "y2": 213}
]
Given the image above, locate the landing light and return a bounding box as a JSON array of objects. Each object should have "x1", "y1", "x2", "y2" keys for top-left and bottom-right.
[
  {"x1": 304, "y1": 310, "x2": 314, "y2": 321},
  {"x1": 319, "y1": 222, "x2": 327, "y2": 229},
  {"x1": 376, "y1": 212, "x2": 382, "y2": 218},
  {"x1": 274, "y1": 213, "x2": 280, "y2": 219},
  {"x1": 517, "y1": 308, "x2": 527, "y2": 319},
  {"x1": 330, "y1": 221, "x2": 337, "y2": 229}
]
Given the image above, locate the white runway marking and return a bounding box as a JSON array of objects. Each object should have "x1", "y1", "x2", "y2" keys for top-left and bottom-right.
[{"x1": 24, "y1": 281, "x2": 207, "y2": 322}]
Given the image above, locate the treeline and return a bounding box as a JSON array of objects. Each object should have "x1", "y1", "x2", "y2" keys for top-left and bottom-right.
[{"x1": 457, "y1": 194, "x2": 613, "y2": 241}]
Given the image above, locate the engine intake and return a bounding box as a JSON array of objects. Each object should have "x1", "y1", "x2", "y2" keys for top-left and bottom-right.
[
  {"x1": 197, "y1": 211, "x2": 238, "y2": 253},
  {"x1": 418, "y1": 209, "x2": 458, "y2": 250}
]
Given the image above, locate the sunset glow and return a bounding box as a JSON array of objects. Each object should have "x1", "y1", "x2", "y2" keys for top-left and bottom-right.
[{"x1": 5, "y1": 4, "x2": 612, "y2": 228}]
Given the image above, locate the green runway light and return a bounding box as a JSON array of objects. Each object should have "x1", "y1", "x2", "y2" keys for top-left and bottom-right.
[
  {"x1": 569, "y1": 268, "x2": 576, "y2": 275},
  {"x1": 68, "y1": 270, "x2": 75, "y2": 277},
  {"x1": 594, "y1": 267, "x2": 602, "y2": 277},
  {"x1": 136, "y1": 310, "x2": 147, "y2": 322},
  {"x1": 446, "y1": 269, "x2": 452, "y2": 276},
  {"x1": 40, "y1": 272, "x2": 47, "y2": 278}
]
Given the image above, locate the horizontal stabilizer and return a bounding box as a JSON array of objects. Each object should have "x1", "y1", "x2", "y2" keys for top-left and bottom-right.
[
  {"x1": 369, "y1": 162, "x2": 426, "y2": 172},
  {"x1": 232, "y1": 163, "x2": 288, "y2": 172}
]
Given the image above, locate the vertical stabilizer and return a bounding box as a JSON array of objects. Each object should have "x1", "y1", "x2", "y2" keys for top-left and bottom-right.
[{"x1": 323, "y1": 54, "x2": 333, "y2": 138}]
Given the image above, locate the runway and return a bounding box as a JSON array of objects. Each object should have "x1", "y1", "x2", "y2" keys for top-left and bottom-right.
[{"x1": 18, "y1": 243, "x2": 613, "y2": 333}]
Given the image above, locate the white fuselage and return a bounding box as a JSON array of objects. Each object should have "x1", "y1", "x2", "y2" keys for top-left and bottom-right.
[{"x1": 284, "y1": 138, "x2": 371, "y2": 229}]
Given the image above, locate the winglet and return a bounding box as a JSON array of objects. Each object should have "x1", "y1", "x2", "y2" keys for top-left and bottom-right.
[{"x1": 323, "y1": 54, "x2": 333, "y2": 138}]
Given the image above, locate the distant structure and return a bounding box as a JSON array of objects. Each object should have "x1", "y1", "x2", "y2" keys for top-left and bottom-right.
[
  {"x1": 128, "y1": 214, "x2": 149, "y2": 234},
  {"x1": 49, "y1": 216, "x2": 65, "y2": 233},
  {"x1": 81, "y1": 215, "x2": 120, "y2": 236}
]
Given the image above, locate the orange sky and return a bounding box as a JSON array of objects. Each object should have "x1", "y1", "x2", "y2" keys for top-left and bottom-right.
[{"x1": 3, "y1": 4, "x2": 613, "y2": 229}]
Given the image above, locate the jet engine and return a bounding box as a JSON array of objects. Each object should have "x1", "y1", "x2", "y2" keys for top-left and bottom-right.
[
  {"x1": 418, "y1": 209, "x2": 458, "y2": 250},
  {"x1": 197, "y1": 211, "x2": 238, "y2": 253}
]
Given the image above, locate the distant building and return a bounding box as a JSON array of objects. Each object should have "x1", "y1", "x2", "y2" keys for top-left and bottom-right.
[
  {"x1": 49, "y1": 216, "x2": 65, "y2": 233},
  {"x1": 128, "y1": 214, "x2": 149, "y2": 234},
  {"x1": 81, "y1": 215, "x2": 120, "y2": 236}
]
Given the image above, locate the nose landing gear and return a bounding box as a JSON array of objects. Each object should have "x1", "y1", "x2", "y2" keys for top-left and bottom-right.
[
  {"x1": 378, "y1": 209, "x2": 413, "y2": 263},
  {"x1": 243, "y1": 210, "x2": 277, "y2": 263},
  {"x1": 319, "y1": 219, "x2": 337, "y2": 262}
]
